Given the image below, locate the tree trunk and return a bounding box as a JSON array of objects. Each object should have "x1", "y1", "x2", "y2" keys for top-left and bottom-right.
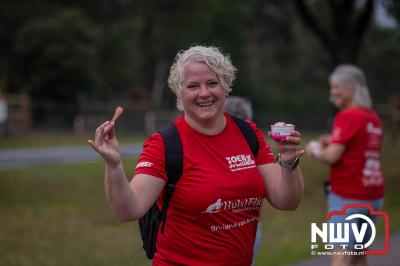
[{"x1": 295, "y1": 0, "x2": 374, "y2": 67}]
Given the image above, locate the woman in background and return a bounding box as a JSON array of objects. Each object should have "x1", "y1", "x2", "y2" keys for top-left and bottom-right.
[{"x1": 306, "y1": 64, "x2": 384, "y2": 266}]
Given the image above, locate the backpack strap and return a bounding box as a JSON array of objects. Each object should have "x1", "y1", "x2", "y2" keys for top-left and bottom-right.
[
  {"x1": 159, "y1": 122, "x2": 183, "y2": 233},
  {"x1": 230, "y1": 114, "x2": 259, "y2": 158}
]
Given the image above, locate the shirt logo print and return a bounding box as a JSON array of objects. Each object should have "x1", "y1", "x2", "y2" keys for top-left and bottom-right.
[
  {"x1": 136, "y1": 161, "x2": 153, "y2": 169},
  {"x1": 225, "y1": 154, "x2": 255, "y2": 172},
  {"x1": 203, "y1": 197, "x2": 263, "y2": 214}
]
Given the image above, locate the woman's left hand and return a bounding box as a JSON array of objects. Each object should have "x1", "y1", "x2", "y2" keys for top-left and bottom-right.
[{"x1": 269, "y1": 131, "x2": 305, "y2": 163}]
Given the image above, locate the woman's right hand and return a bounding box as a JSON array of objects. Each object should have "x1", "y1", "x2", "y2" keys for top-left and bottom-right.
[{"x1": 88, "y1": 121, "x2": 121, "y2": 167}]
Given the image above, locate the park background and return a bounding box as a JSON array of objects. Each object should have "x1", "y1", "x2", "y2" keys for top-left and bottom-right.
[{"x1": 0, "y1": 0, "x2": 399, "y2": 265}]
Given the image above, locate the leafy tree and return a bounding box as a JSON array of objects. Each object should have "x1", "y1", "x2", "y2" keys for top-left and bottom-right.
[
  {"x1": 245, "y1": 0, "x2": 331, "y2": 128},
  {"x1": 0, "y1": 0, "x2": 398, "y2": 131},
  {"x1": 98, "y1": 17, "x2": 146, "y2": 98},
  {"x1": 294, "y1": 0, "x2": 375, "y2": 66},
  {"x1": 13, "y1": 9, "x2": 99, "y2": 126},
  {"x1": 360, "y1": 2, "x2": 400, "y2": 101}
]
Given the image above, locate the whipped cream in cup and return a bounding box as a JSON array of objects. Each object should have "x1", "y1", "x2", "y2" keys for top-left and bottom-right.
[{"x1": 270, "y1": 122, "x2": 295, "y2": 141}]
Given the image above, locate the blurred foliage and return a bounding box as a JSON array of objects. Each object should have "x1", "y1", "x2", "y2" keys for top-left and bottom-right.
[
  {"x1": 14, "y1": 9, "x2": 100, "y2": 125},
  {"x1": 0, "y1": 0, "x2": 399, "y2": 129},
  {"x1": 360, "y1": 26, "x2": 400, "y2": 99}
]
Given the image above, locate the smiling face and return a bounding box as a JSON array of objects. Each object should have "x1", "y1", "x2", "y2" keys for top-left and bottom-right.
[
  {"x1": 329, "y1": 76, "x2": 355, "y2": 110},
  {"x1": 179, "y1": 61, "x2": 226, "y2": 126}
]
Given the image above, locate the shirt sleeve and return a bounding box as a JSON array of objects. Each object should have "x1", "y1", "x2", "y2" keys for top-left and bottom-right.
[
  {"x1": 331, "y1": 111, "x2": 360, "y2": 145},
  {"x1": 134, "y1": 132, "x2": 167, "y2": 181},
  {"x1": 247, "y1": 120, "x2": 275, "y2": 165}
]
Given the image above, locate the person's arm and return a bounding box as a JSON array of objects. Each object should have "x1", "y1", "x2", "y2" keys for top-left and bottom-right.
[
  {"x1": 258, "y1": 163, "x2": 303, "y2": 210},
  {"x1": 89, "y1": 121, "x2": 165, "y2": 222},
  {"x1": 105, "y1": 163, "x2": 165, "y2": 221},
  {"x1": 309, "y1": 111, "x2": 355, "y2": 165},
  {"x1": 258, "y1": 131, "x2": 304, "y2": 210},
  {"x1": 308, "y1": 142, "x2": 345, "y2": 165}
]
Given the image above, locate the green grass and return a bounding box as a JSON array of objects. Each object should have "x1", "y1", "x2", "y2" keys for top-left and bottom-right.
[
  {"x1": 0, "y1": 159, "x2": 150, "y2": 266},
  {"x1": 0, "y1": 132, "x2": 145, "y2": 149},
  {"x1": 0, "y1": 137, "x2": 399, "y2": 266}
]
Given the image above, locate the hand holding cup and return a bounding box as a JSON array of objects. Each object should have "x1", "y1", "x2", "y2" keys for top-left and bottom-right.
[{"x1": 269, "y1": 122, "x2": 304, "y2": 162}]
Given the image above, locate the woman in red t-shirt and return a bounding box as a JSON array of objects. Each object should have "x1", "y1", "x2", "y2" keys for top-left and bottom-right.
[
  {"x1": 306, "y1": 65, "x2": 384, "y2": 266},
  {"x1": 89, "y1": 45, "x2": 305, "y2": 265}
]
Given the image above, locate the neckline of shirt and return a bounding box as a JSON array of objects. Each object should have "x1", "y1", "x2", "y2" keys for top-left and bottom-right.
[{"x1": 178, "y1": 113, "x2": 231, "y2": 138}]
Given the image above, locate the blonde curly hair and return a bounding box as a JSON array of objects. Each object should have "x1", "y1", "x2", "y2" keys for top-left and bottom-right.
[{"x1": 168, "y1": 45, "x2": 237, "y2": 111}]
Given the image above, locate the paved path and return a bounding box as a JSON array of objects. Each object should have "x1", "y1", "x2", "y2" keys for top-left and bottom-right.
[
  {"x1": 0, "y1": 143, "x2": 142, "y2": 170},
  {"x1": 291, "y1": 233, "x2": 400, "y2": 266}
]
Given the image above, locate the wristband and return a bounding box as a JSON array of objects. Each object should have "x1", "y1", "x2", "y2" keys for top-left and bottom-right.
[{"x1": 275, "y1": 153, "x2": 300, "y2": 171}]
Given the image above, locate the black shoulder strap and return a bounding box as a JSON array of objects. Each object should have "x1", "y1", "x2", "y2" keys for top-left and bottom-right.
[
  {"x1": 158, "y1": 122, "x2": 183, "y2": 233},
  {"x1": 230, "y1": 114, "x2": 259, "y2": 157}
]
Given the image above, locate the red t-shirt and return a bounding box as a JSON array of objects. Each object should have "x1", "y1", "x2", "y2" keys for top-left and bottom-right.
[
  {"x1": 134, "y1": 113, "x2": 275, "y2": 265},
  {"x1": 329, "y1": 107, "x2": 384, "y2": 200}
]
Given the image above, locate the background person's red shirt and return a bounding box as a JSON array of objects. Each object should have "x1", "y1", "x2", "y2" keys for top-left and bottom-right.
[
  {"x1": 329, "y1": 107, "x2": 384, "y2": 200},
  {"x1": 135, "y1": 113, "x2": 274, "y2": 265}
]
